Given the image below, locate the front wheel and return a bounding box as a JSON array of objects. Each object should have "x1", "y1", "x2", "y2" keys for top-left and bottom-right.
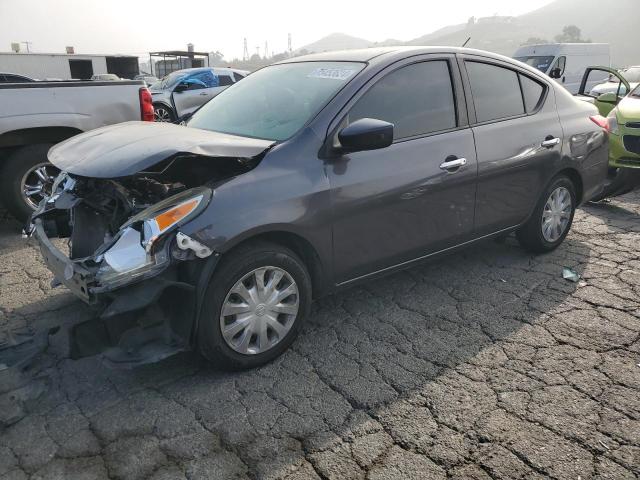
[
  {"x1": 153, "y1": 104, "x2": 176, "y2": 123},
  {"x1": 197, "y1": 241, "x2": 312, "y2": 370},
  {"x1": 516, "y1": 175, "x2": 576, "y2": 253}
]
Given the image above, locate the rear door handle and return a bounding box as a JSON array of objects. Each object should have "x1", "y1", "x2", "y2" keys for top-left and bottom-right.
[
  {"x1": 439, "y1": 157, "x2": 467, "y2": 171},
  {"x1": 199, "y1": 92, "x2": 209, "y2": 96},
  {"x1": 541, "y1": 137, "x2": 560, "y2": 148}
]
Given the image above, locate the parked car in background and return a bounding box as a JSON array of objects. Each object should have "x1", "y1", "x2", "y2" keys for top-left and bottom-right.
[
  {"x1": 0, "y1": 79, "x2": 154, "y2": 221},
  {"x1": 590, "y1": 66, "x2": 640, "y2": 97},
  {"x1": 91, "y1": 73, "x2": 121, "y2": 81},
  {"x1": 513, "y1": 43, "x2": 610, "y2": 94},
  {"x1": 0, "y1": 72, "x2": 36, "y2": 83},
  {"x1": 578, "y1": 67, "x2": 640, "y2": 200},
  {"x1": 150, "y1": 67, "x2": 249, "y2": 122},
  {"x1": 134, "y1": 74, "x2": 159, "y2": 86},
  {"x1": 29, "y1": 47, "x2": 608, "y2": 369}
]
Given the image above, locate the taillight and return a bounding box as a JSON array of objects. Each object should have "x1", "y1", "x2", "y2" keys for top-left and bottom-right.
[
  {"x1": 139, "y1": 87, "x2": 154, "y2": 122},
  {"x1": 589, "y1": 115, "x2": 609, "y2": 131}
]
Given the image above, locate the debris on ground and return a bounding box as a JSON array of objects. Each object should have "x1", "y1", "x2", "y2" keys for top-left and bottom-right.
[{"x1": 562, "y1": 267, "x2": 581, "y2": 283}]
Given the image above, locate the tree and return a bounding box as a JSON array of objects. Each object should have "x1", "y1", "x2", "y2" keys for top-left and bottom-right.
[{"x1": 554, "y1": 25, "x2": 591, "y2": 43}]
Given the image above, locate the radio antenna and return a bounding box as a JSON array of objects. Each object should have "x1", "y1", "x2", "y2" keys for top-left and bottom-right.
[{"x1": 462, "y1": 37, "x2": 471, "y2": 47}]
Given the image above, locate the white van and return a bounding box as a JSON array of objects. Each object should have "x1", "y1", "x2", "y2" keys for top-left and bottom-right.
[{"x1": 513, "y1": 43, "x2": 610, "y2": 94}]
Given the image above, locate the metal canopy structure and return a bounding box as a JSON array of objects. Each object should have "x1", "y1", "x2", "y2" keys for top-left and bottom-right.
[{"x1": 149, "y1": 50, "x2": 210, "y2": 77}]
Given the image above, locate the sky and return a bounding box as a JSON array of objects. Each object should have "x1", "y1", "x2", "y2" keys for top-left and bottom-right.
[{"x1": 0, "y1": 0, "x2": 555, "y2": 60}]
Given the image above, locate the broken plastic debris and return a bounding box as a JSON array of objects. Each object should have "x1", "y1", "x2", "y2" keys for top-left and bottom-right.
[{"x1": 562, "y1": 267, "x2": 581, "y2": 283}]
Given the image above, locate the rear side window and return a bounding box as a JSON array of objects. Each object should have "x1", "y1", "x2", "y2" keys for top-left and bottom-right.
[
  {"x1": 466, "y1": 61, "x2": 524, "y2": 123},
  {"x1": 519, "y1": 74, "x2": 545, "y2": 113},
  {"x1": 218, "y1": 75, "x2": 234, "y2": 86},
  {"x1": 233, "y1": 72, "x2": 245, "y2": 82},
  {"x1": 348, "y1": 60, "x2": 457, "y2": 139}
]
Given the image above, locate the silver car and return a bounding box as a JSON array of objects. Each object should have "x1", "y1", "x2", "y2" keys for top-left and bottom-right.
[{"x1": 149, "y1": 67, "x2": 249, "y2": 122}]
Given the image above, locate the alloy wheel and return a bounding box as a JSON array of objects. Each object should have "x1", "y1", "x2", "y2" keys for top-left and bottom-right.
[
  {"x1": 219, "y1": 266, "x2": 299, "y2": 355},
  {"x1": 154, "y1": 106, "x2": 173, "y2": 122},
  {"x1": 20, "y1": 162, "x2": 60, "y2": 210},
  {"x1": 541, "y1": 186, "x2": 572, "y2": 242}
]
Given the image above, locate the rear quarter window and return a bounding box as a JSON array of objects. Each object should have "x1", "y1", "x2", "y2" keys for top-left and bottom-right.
[{"x1": 519, "y1": 74, "x2": 546, "y2": 113}]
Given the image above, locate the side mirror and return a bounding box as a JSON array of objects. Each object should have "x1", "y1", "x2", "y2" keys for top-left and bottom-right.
[
  {"x1": 174, "y1": 82, "x2": 188, "y2": 93},
  {"x1": 337, "y1": 118, "x2": 394, "y2": 154},
  {"x1": 597, "y1": 92, "x2": 619, "y2": 105},
  {"x1": 549, "y1": 68, "x2": 562, "y2": 79}
]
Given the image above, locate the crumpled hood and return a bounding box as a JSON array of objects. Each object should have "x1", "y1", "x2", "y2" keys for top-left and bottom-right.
[{"x1": 48, "y1": 121, "x2": 275, "y2": 178}]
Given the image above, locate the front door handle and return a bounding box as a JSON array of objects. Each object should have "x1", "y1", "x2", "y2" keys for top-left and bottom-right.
[
  {"x1": 199, "y1": 92, "x2": 209, "y2": 96},
  {"x1": 439, "y1": 157, "x2": 467, "y2": 171},
  {"x1": 541, "y1": 137, "x2": 560, "y2": 148}
]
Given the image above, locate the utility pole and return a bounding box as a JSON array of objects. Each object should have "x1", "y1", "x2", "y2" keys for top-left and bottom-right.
[
  {"x1": 287, "y1": 33, "x2": 292, "y2": 54},
  {"x1": 243, "y1": 38, "x2": 249, "y2": 61},
  {"x1": 264, "y1": 41, "x2": 269, "y2": 59},
  {"x1": 21, "y1": 41, "x2": 32, "y2": 53}
]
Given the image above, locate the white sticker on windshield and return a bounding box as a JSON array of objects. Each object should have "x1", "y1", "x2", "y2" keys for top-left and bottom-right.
[{"x1": 308, "y1": 67, "x2": 356, "y2": 80}]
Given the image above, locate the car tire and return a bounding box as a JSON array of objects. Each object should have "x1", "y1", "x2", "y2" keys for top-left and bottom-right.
[
  {"x1": 197, "y1": 241, "x2": 312, "y2": 370},
  {"x1": 0, "y1": 144, "x2": 58, "y2": 222},
  {"x1": 516, "y1": 175, "x2": 576, "y2": 254},
  {"x1": 153, "y1": 104, "x2": 176, "y2": 123},
  {"x1": 589, "y1": 167, "x2": 640, "y2": 202}
]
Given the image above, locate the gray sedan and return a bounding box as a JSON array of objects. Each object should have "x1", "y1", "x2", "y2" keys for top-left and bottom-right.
[{"x1": 30, "y1": 47, "x2": 608, "y2": 370}]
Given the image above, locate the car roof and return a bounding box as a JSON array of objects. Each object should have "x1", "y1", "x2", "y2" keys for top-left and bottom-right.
[{"x1": 276, "y1": 46, "x2": 514, "y2": 64}]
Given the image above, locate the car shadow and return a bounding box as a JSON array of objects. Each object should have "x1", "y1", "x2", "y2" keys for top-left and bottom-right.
[{"x1": 1, "y1": 231, "x2": 594, "y2": 477}]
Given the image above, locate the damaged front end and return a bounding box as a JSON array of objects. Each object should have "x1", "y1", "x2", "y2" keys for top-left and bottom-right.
[{"x1": 26, "y1": 122, "x2": 274, "y2": 367}]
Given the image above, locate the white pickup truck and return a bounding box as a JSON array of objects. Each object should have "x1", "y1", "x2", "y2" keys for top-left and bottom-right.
[{"x1": 0, "y1": 80, "x2": 154, "y2": 220}]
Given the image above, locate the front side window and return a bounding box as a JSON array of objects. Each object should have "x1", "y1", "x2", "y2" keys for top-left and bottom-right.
[
  {"x1": 466, "y1": 61, "x2": 525, "y2": 123},
  {"x1": 188, "y1": 61, "x2": 364, "y2": 141},
  {"x1": 348, "y1": 60, "x2": 457, "y2": 140},
  {"x1": 187, "y1": 70, "x2": 219, "y2": 89},
  {"x1": 551, "y1": 56, "x2": 566, "y2": 76}
]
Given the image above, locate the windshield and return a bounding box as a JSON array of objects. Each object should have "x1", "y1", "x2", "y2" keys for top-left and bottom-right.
[
  {"x1": 188, "y1": 61, "x2": 364, "y2": 141},
  {"x1": 514, "y1": 56, "x2": 555, "y2": 72}
]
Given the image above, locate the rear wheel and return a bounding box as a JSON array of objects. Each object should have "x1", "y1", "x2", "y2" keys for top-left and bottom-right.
[
  {"x1": 153, "y1": 104, "x2": 175, "y2": 123},
  {"x1": 0, "y1": 144, "x2": 58, "y2": 222},
  {"x1": 197, "y1": 241, "x2": 312, "y2": 370},
  {"x1": 516, "y1": 175, "x2": 576, "y2": 253}
]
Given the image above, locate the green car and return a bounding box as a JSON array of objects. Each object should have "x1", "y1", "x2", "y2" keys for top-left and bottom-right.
[{"x1": 578, "y1": 67, "x2": 640, "y2": 200}]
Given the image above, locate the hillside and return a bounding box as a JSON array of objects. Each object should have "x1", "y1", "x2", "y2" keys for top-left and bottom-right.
[{"x1": 296, "y1": 0, "x2": 638, "y2": 66}]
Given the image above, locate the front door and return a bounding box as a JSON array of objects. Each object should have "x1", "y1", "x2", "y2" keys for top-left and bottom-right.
[
  {"x1": 172, "y1": 70, "x2": 219, "y2": 117},
  {"x1": 328, "y1": 58, "x2": 477, "y2": 283},
  {"x1": 461, "y1": 58, "x2": 564, "y2": 235}
]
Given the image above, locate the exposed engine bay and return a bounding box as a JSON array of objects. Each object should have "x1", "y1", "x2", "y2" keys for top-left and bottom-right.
[
  {"x1": 29, "y1": 149, "x2": 267, "y2": 368},
  {"x1": 53, "y1": 154, "x2": 258, "y2": 259}
]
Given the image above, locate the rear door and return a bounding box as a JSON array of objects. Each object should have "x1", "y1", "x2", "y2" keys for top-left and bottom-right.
[
  {"x1": 328, "y1": 55, "x2": 478, "y2": 283},
  {"x1": 461, "y1": 56, "x2": 563, "y2": 236}
]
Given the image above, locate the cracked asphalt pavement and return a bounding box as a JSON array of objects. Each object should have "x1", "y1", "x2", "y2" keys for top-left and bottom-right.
[{"x1": 1, "y1": 193, "x2": 640, "y2": 480}]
